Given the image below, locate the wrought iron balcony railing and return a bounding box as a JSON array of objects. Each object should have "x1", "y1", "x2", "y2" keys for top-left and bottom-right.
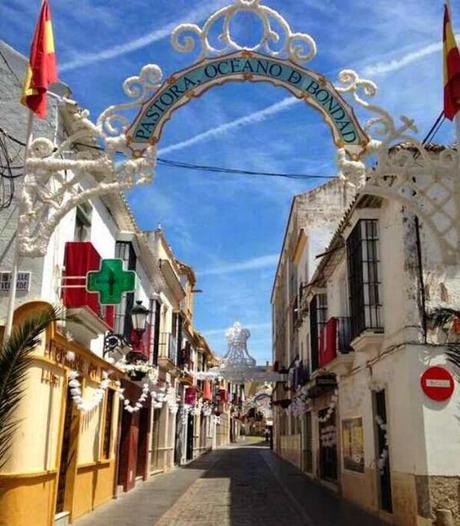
[{"x1": 159, "y1": 332, "x2": 178, "y2": 365}]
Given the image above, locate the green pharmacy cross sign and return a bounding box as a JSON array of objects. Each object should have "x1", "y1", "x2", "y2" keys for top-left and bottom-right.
[{"x1": 86, "y1": 259, "x2": 136, "y2": 305}]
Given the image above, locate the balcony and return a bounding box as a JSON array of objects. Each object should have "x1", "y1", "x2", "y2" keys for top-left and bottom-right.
[
  {"x1": 158, "y1": 332, "x2": 178, "y2": 370},
  {"x1": 62, "y1": 242, "x2": 114, "y2": 338},
  {"x1": 319, "y1": 317, "x2": 353, "y2": 369}
]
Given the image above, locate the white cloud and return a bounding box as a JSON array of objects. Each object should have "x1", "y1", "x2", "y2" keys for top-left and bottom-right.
[
  {"x1": 157, "y1": 97, "x2": 300, "y2": 155},
  {"x1": 362, "y1": 34, "x2": 460, "y2": 77},
  {"x1": 60, "y1": 0, "x2": 228, "y2": 72},
  {"x1": 199, "y1": 254, "x2": 279, "y2": 276}
]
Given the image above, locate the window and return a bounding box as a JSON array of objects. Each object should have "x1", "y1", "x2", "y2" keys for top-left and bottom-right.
[
  {"x1": 74, "y1": 203, "x2": 92, "y2": 242},
  {"x1": 347, "y1": 219, "x2": 383, "y2": 340},
  {"x1": 114, "y1": 242, "x2": 136, "y2": 339},
  {"x1": 102, "y1": 389, "x2": 114, "y2": 459},
  {"x1": 151, "y1": 299, "x2": 161, "y2": 365},
  {"x1": 289, "y1": 262, "x2": 298, "y2": 304},
  {"x1": 310, "y1": 293, "x2": 327, "y2": 372}
]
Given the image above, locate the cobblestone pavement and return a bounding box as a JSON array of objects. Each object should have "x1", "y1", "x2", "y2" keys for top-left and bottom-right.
[{"x1": 75, "y1": 440, "x2": 387, "y2": 526}]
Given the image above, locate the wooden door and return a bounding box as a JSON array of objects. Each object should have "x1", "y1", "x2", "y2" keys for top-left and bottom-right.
[{"x1": 55, "y1": 387, "x2": 79, "y2": 515}]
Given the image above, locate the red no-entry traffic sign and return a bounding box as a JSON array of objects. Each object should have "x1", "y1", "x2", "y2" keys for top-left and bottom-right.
[{"x1": 420, "y1": 366, "x2": 455, "y2": 402}]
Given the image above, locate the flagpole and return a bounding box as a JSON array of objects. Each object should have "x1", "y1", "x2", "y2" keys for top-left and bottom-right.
[
  {"x1": 3, "y1": 111, "x2": 33, "y2": 342},
  {"x1": 446, "y1": 0, "x2": 460, "y2": 150}
]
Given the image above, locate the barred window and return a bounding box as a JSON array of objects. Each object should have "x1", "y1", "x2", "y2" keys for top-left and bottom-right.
[
  {"x1": 310, "y1": 293, "x2": 327, "y2": 372},
  {"x1": 114, "y1": 242, "x2": 136, "y2": 339},
  {"x1": 347, "y1": 219, "x2": 383, "y2": 340}
]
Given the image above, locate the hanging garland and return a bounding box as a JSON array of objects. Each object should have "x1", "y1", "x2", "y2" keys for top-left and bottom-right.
[
  {"x1": 118, "y1": 382, "x2": 150, "y2": 413},
  {"x1": 202, "y1": 401, "x2": 213, "y2": 417},
  {"x1": 69, "y1": 368, "x2": 173, "y2": 415},
  {"x1": 317, "y1": 389, "x2": 339, "y2": 423},
  {"x1": 193, "y1": 398, "x2": 203, "y2": 416},
  {"x1": 287, "y1": 389, "x2": 311, "y2": 417},
  {"x1": 151, "y1": 385, "x2": 168, "y2": 409},
  {"x1": 375, "y1": 415, "x2": 389, "y2": 474},
  {"x1": 320, "y1": 425, "x2": 337, "y2": 448},
  {"x1": 68, "y1": 371, "x2": 111, "y2": 413},
  {"x1": 180, "y1": 404, "x2": 193, "y2": 423},
  {"x1": 165, "y1": 386, "x2": 178, "y2": 414}
]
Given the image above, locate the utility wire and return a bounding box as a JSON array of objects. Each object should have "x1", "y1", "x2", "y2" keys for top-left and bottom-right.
[
  {"x1": 72, "y1": 140, "x2": 333, "y2": 179},
  {"x1": 156, "y1": 157, "x2": 332, "y2": 180}
]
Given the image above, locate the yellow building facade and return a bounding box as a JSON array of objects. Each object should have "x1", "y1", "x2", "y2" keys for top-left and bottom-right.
[{"x1": 0, "y1": 302, "x2": 123, "y2": 526}]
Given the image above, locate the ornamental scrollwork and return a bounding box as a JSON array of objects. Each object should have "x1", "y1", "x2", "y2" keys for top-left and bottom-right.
[
  {"x1": 17, "y1": 0, "x2": 460, "y2": 267},
  {"x1": 18, "y1": 100, "x2": 156, "y2": 257},
  {"x1": 335, "y1": 69, "x2": 417, "y2": 150},
  {"x1": 97, "y1": 64, "x2": 163, "y2": 141},
  {"x1": 171, "y1": 0, "x2": 316, "y2": 65}
]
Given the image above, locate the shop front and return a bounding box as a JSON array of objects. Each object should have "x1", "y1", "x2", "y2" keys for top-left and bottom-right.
[
  {"x1": 0, "y1": 302, "x2": 122, "y2": 526},
  {"x1": 309, "y1": 373, "x2": 339, "y2": 488},
  {"x1": 117, "y1": 379, "x2": 151, "y2": 492}
]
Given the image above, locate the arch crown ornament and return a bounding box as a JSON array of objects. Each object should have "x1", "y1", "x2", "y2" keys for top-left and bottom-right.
[{"x1": 18, "y1": 0, "x2": 460, "y2": 263}]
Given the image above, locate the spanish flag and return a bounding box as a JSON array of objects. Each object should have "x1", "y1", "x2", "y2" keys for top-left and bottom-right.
[
  {"x1": 444, "y1": 4, "x2": 460, "y2": 120},
  {"x1": 21, "y1": 0, "x2": 57, "y2": 118}
]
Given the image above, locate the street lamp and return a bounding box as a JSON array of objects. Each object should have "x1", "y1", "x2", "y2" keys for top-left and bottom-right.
[
  {"x1": 126, "y1": 300, "x2": 150, "y2": 363},
  {"x1": 130, "y1": 300, "x2": 150, "y2": 334}
]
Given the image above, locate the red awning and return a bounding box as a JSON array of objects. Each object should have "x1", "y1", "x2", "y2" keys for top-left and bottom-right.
[{"x1": 202, "y1": 380, "x2": 212, "y2": 401}]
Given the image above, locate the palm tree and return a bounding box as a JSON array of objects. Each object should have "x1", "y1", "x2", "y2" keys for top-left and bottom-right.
[
  {"x1": 0, "y1": 306, "x2": 61, "y2": 468},
  {"x1": 447, "y1": 344, "x2": 460, "y2": 372}
]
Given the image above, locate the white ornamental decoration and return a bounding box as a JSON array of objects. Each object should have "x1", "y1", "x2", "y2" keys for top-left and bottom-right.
[
  {"x1": 171, "y1": 0, "x2": 316, "y2": 65},
  {"x1": 118, "y1": 382, "x2": 150, "y2": 414},
  {"x1": 17, "y1": 0, "x2": 458, "y2": 266},
  {"x1": 68, "y1": 370, "x2": 111, "y2": 413}
]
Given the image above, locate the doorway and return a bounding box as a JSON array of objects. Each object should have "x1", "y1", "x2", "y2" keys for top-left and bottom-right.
[
  {"x1": 186, "y1": 413, "x2": 194, "y2": 461},
  {"x1": 55, "y1": 387, "x2": 78, "y2": 516},
  {"x1": 136, "y1": 406, "x2": 149, "y2": 478},
  {"x1": 174, "y1": 409, "x2": 183, "y2": 465},
  {"x1": 150, "y1": 408, "x2": 162, "y2": 472},
  {"x1": 374, "y1": 390, "x2": 392, "y2": 512},
  {"x1": 318, "y1": 408, "x2": 337, "y2": 482},
  {"x1": 302, "y1": 411, "x2": 313, "y2": 473}
]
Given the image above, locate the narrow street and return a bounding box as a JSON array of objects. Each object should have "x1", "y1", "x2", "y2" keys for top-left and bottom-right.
[{"x1": 75, "y1": 440, "x2": 385, "y2": 526}]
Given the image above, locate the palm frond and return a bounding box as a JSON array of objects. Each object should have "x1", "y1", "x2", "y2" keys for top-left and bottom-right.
[
  {"x1": 446, "y1": 344, "x2": 460, "y2": 376},
  {"x1": 427, "y1": 307, "x2": 460, "y2": 330},
  {"x1": 0, "y1": 306, "x2": 62, "y2": 468}
]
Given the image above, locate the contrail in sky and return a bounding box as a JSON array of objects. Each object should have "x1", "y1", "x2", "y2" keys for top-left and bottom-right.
[
  {"x1": 199, "y1": 254, "x2": 279, "y2": 276},
  {"x1": 60, "y1": 1, "x2": 228, "y2": 72},
  {"x1": 362, "y1": 35, "x2": 460, "y2": 77},
  {"x1": 157, "y1": 97, "x2": 300, "y2": 155}
]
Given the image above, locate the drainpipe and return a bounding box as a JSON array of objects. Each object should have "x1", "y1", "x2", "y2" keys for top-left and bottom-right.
[
  {"x1": 414, "y1": 216, "x2": 427, "y2": 343},
  {"x1": 112, "y1": 386, "x2": 124, "y2": 499}
]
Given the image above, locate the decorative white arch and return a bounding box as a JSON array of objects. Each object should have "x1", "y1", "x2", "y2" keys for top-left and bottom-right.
[{"x1": 17, "y1": 0, "x2": 459, "y2": 265}]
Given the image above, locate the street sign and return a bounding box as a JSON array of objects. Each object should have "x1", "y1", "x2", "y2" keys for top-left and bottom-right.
[
  {"x1": 0, "y1": 271, "x2": 31, "y2": 292},
  {"x1": 86, "y1": 259, "x2": 136, "y2": 305},
  {"x1": 420, "y1": 366, "x2": 455, "y2": 402}
]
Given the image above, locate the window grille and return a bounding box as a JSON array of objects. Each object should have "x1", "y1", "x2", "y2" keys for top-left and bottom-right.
[
  {"x1": 347, "y1": 219, "x2": 383, "y2": 340},
  {"x1": 310, "y1": 293, "x2": 327, "y2": 372},
  {"x1": 114, "y1": 242, "x2": 136, "y2": 339}
]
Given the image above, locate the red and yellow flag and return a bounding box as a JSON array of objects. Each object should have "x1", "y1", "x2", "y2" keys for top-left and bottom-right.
[
  {"x1": 444, "y1": 4, "x2": 460, "y2": 120},
  {"x1": 21, "y1": 0, "x2": 57, "y2": 119}
]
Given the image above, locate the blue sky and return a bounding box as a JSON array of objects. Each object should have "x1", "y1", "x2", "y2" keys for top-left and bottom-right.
[{"x1": 2, "y1": 0, "x2": 459, "y2": 362}]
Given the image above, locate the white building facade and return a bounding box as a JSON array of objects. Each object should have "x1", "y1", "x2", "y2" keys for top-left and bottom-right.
[{"x1": 272, "y1": 162, "x2": 460, "y2": 526}]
